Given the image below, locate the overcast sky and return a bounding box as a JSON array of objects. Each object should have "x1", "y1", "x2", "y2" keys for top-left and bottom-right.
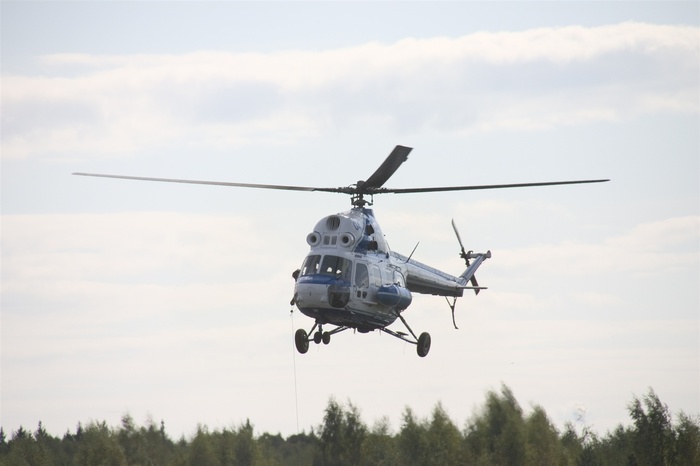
[{"x1": 2, "y1": 1, "x2": 698, "y2": 440}]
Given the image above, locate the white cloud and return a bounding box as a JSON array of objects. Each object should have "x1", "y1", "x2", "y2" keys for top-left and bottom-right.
[
  {"x1": 3, "y1": 22, "x2": 697, "y2": 159},
  {"x1": 496, "y1": 215, "x2": 699, "y2": 277}
]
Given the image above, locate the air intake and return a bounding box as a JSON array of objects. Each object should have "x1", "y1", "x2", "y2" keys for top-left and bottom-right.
[{"x1": 326, "y1": 216, "x2": 341, "y2": 231}]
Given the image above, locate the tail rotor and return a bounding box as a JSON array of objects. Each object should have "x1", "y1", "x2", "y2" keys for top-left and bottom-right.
[{"x1": 451, "y1": 219, "x2": 482, "y2": 295}]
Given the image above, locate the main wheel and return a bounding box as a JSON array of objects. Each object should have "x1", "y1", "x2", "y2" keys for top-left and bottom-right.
[
  {"x1": 417, "y1": 332, "x2": 431, "y2": 357},
  {"x1": 295, "y1": 329, "x2": 309, "y2": 354}
]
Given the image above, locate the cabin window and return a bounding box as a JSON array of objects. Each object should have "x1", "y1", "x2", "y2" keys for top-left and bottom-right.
[
  {"x1": 300, "y1": 255, "x2": 321, "y2": 276},
  {"x1": 320, "y1": 255, "x2": 352, "y2": 281}
]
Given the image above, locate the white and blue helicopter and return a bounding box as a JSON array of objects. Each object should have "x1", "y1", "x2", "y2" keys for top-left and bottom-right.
[{"x1": 75, "y1": 145, "x2": 608, "y2": 357}]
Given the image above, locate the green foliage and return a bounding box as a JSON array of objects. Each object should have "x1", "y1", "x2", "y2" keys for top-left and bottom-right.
[
  {"x1": 1, "y1": 387, "x2": 697, "y2": 466},
  {"x1": 626, "y1": 388, "x2": 700, "y2": 466},
  {"x1": 362, "y1": 416, "x2": 398, "y2": 465},
  {"x1": 524, "y1": 405, "x2": 565, "y2": 465},
  {"x1": 397, "y1": 406, "x2": 429, "y2": 466},
  {"x1": 74, "y1": 422, "x2": 126, "y2": 466},
  {"x1": 425, "y1": 403, "x2": 462, "y2": 466},
  {"x1": 315, "y1": 397, "x2": 367, "y2": 466},
  {"x1": 463, "y1": 384, "x2": 527, "y2": 464}
]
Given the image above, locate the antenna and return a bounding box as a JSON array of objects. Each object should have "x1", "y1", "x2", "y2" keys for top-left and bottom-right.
[{"x1": 406, "y1": 242, "x2": 420, "y2": 263}]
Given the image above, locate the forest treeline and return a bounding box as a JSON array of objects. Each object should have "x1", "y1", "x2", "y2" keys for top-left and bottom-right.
[{"x1": 1, "y1": 385, "x2": 698, "y2": 466}]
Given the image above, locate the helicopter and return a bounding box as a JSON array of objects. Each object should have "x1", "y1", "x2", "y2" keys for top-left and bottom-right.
[{"x1": 74, "y1": 145, "x2": 608, "y2": 357}]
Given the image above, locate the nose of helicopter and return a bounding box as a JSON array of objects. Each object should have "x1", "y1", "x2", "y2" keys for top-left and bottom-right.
[
  {"x1": 294, "y1": 277, "x2": 351, "y2": 309},
  {"x1": 294, "y1": 281, "x2": 329, "y2": 307}
]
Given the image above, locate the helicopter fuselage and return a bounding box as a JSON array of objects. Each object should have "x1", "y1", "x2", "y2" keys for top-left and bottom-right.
[{"x1": 293, "y1": 207, "x2": 470, "y2": 333}]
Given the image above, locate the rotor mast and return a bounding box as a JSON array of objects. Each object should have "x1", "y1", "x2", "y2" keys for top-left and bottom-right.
[{"x1": 351, "y1": 185, "x2": 372, "y2": 208}]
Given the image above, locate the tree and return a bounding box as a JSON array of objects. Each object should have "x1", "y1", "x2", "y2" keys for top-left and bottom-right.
[
  {"x1": 284, "y1": 430, "x2": 319, "y2": 466},
  {"x1": 187, "y1": 425, "x2": 219, "y2": 466},
  {"x1": 344, "y1": 401, "x2": 367, "y2": 465},
  {"x1": 673, "y1": 412, "x2": 700, "y2": 465},
  {"x1": 316, "y1": 397, "x2": 367, "y2": 466},
  {"x1": 464, "y1": 385, "x2": 526, "y2": 465},
  {"x1": 317, "y1": 397, "x2": 346, "y2": 465},
  {"x1": 118, "y1": 414, "x2": 145, "y2": 463},
  {"x1": 524, "y1": 405, "x2": 564, "y2": 465},
  {"x1": 425, "y1": 403, "x2": 462, "y2": 465},
  {"x1": 34, "y1": 421, "x2": 66, "y2": 465},
  {"x1": 362, "y1": 416, "x2": 398, "y2": 466},
  {"x1": 397, "y1": 406, "x2": 429, "y2": 466},
  {"x1": 234, "y1": 419, "x2": 260, "y2": 465},
  {"x1": 74, "y1": 422, "x2": 126, "y2": 466},
  {"x1": 628, "y1": 388, "x2": 674, "y2": 466},
  {"x1": 2, "y1": 387, "x2": 697, "y2": 465}
]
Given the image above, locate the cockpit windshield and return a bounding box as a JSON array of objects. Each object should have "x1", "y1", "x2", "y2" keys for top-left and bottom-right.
[
  {"x1": 300, "y1": 254, "x2": 352, "y2": 281},
  {"x1": 320, "y1": 255, "x2": 352, "y2": 281},
  {"x1": 300, "y1": 255, "x2": 321, "y2": 276}
]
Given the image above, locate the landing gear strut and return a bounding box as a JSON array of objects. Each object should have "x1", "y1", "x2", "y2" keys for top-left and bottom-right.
[
  {"x1": 380, "y1": 311, "x2": 432, "y2": 357},
  {"x1": 294, "y1": 317, "x2": 431, "y2": 357}
]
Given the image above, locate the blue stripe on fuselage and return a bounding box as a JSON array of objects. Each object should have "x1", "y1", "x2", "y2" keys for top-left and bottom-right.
[{"x1": 297, "y1": 274, "x2": 350, "y2": 286}]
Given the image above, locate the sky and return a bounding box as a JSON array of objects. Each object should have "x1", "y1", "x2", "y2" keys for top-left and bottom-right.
[{"x1": 2, "y1": 1, "x2": 699, "y2": 441}]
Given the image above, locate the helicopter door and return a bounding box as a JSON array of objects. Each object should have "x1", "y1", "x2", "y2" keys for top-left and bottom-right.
[{"x1": 354, "y1": 263, "x2": 370, "y2": 300}]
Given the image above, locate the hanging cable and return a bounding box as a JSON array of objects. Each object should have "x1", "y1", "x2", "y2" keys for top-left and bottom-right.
[
  {"x1": 290, "y1": 309, "x2": 300, "y2": 435},
  {"x1": 290, "y1": 309, "x2": 304, "y2": 466}
]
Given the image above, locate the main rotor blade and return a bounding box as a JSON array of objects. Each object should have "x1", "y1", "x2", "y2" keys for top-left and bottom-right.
[
  {"x1": 381, "y1": 178, "x2": 610, "y2": 194},
  {"x1": 72, "y1": 172, "x2": 345, "y2": 193},
  {"x1": 361, "y1": 145, "x2": 413, "y2": 190}
]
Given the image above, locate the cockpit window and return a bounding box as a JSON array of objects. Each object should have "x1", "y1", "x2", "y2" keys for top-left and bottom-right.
[
  {"x1": 300, "y1": 255, "x2": 321, "y2": 276},
  {"x1": 320, "y1": 255, "x2": 352, "y2": 281}
]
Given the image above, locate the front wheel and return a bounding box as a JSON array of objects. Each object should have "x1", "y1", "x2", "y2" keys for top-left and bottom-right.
[
  {"x1": 295, "y1": 329, "x2": 309, "y2": 354},
  {"x1": 417, "y1": 332, "x2": 431, "y2": 357}
]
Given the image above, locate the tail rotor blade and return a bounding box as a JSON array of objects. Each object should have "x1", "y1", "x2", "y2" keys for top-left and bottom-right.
[
  {"x1": 470, "y1": 274, "x2": 480, "y2": 295},
  {"x1": 453, "y1": 219, "x2": 482, "y2": 294}
]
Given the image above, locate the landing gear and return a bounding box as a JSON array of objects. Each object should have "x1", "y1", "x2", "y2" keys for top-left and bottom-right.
[
  {"x1": 312, "y1": 330, "x2": 332, "y2": 344},
  {"x1": 380, "y1": 312, "x2": 432, "y2": 357},
  {"x1": 417, "y1": 332, "x2": 431, "y2": 358},
  {"x1": 294, "y1": 317, "x2": 430, "y2": 356},
  {"x1": 294, "y1": 329, "x2": 309, "y2": 354},
  {"x1": 294, "y1": 322, "x2": 346, "y2": 354}
]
